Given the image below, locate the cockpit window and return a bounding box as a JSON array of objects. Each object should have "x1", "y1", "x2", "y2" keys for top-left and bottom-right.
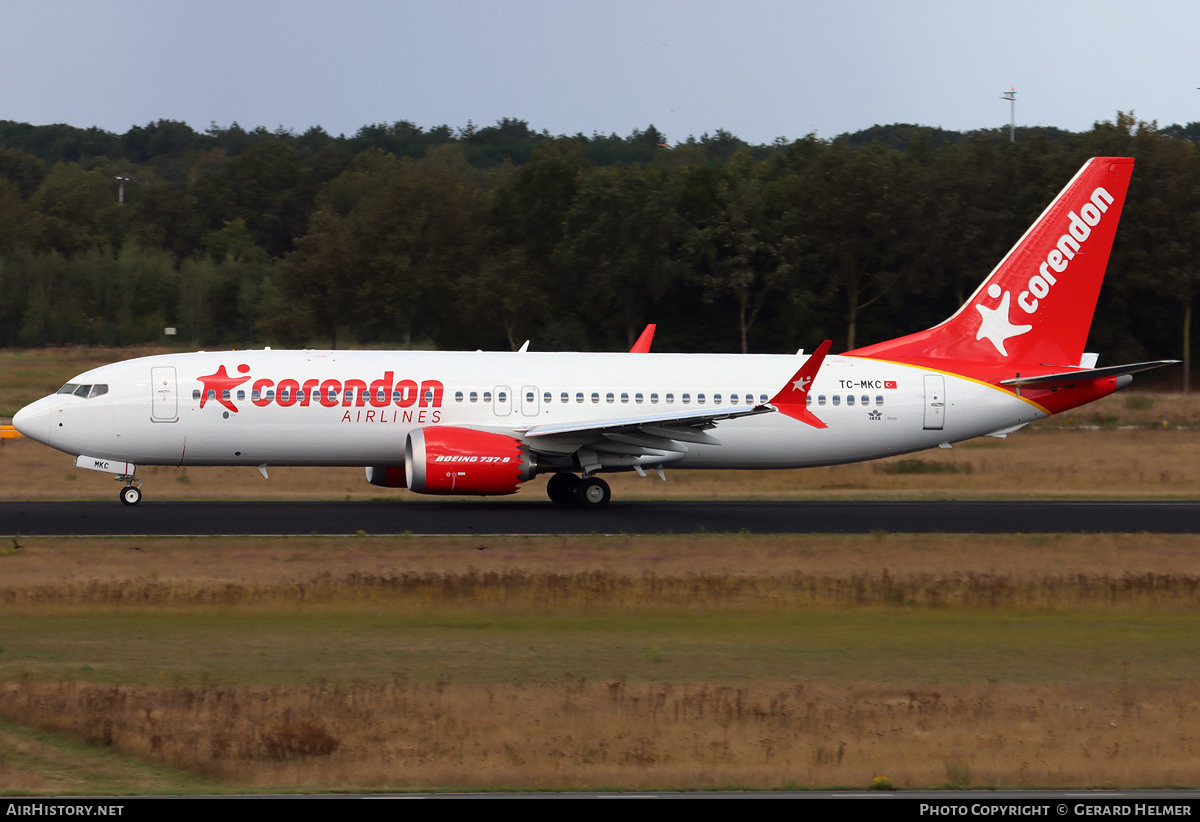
[{"x1": 57, "y1": 383, "x2": 108, "y2": 399}]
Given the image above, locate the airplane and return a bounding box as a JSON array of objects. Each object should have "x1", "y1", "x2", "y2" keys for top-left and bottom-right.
[{"x1": 12, "y1": 156, "x2": 1177, "y2": 508}]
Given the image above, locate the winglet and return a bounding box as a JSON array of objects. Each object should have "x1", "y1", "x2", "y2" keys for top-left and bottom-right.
[
  {"x1": 769, "y1": 340, "x2": 832, "y2": 429},
  {"x1": 630, "y1": 324, "x2": 656, "y2": 353}
]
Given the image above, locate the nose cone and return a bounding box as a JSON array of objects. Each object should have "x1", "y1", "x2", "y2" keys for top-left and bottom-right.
[{"x1": 12, "y1": 396, "x2": 53, "y2": 446}]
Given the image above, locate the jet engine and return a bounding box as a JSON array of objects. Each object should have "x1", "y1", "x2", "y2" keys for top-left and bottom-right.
[{"x1": 404, "y1": 426, "x2": 536, "y2": 496}]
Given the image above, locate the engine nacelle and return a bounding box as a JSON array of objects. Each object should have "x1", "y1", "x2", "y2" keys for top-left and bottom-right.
[
  {"x1": 365, "y1": 465, "x2": 407, "y2": 488},
  {"x1": 405, "y1": 426, "x2": 535, "y2": 496}
]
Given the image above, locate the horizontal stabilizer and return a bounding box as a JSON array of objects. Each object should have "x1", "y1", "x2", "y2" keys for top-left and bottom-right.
[{"x1": 1000, "y1": 360, "x2": 1179, "y2": 388}]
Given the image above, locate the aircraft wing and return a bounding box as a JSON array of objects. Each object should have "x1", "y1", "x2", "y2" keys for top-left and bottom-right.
[
  {"x1": 511, "y1": 341, "x2": 832, "y2": 469},
  {"x1": 520, "y1": 403, "x2": 769, "y2": 440},
  {"x1": 629, "y1": 324, "x2": 656, "y2": 353}
]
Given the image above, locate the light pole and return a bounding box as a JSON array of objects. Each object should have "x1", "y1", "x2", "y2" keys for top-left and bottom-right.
[
  {"x1": 114, "y1": 176, "x2": 130, "y2": 204},
  {"x1": 1000, "y1": 88, "x2": 1016, "y2": 142}
]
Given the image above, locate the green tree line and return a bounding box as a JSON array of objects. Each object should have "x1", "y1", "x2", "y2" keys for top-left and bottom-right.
[{"x1": 0, "y1": 114, "x2": 1196, "y2": 384}]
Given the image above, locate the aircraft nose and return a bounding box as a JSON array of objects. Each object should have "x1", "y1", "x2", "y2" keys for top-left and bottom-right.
[{"x1": 12, "y1": 397, "x2": 53, "y2": 445}]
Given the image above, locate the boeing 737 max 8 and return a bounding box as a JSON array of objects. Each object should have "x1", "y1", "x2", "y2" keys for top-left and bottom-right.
[{"x1": 12, "y1": 157, "x2": 1176, "y2": 507}]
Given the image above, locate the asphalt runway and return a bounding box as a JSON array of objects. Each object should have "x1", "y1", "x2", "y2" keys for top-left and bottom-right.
[{"x1": 2, "y1": 499, "x2": 1199, "y2": 536}]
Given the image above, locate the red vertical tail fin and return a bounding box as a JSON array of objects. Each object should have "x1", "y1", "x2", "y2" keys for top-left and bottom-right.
[{"x1": 846, "y1": 157, "x2": 1134, "y2": 369}]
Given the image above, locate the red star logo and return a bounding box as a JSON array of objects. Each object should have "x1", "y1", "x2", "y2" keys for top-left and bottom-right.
[{"x1": 197, "y1": 364, "x2": 251, "y2": 412}]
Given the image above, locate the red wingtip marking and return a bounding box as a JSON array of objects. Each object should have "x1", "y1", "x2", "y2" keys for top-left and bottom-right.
[
  {"x1": 770, "y1": 340, "x2": 832, "y2": 429},
  {"x1": 629, "y1": 323, "x2": 656, "y2": 353}
]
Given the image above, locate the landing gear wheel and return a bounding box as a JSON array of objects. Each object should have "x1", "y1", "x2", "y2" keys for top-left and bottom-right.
[
  {"x1": 576, "y1": 476, "x2": 611, "y2": 508},
  {"x1": 547, "y1": 472, "x2": 581, "y2": 504},
  {"x1": 119, "y1": 485, "x2": 142, "y2": 506}
]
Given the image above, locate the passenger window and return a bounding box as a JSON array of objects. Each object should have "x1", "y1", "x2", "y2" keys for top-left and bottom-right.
[
  {"x1": 192, "y1": 389, "x2": 201, "y2": 400},
  {"x1": 846, "y1": 395, "x2": 855, "y2": 406},
  {"x1": 666, "y1": 393, "x2": 674, "y2": 404},
  {"x1": 818, "y1": 395, "x2": 826, "y2": 406},
  {"x1": 561, "y1": 392, "x2": 569, "y2": 403},
  {"x1": 832, "y1": 395, "x2": 841, "y2": 406},
  {"x1": 544, "y1": 392, "x2": 551, "y2": 404},
  {"x1": 469, "y1": 391, "x2": 478, "y2": 402},
  {"x1": 635, "y1": 393, "x2": 644, "y2": 404},
  {"x1": 861, "y1": 395, "x2": 869, "y2": 406},
  {"x1": 591, "y1": 392, "x2": 600, "y2": 404},
  {"x1": 525, "y1": 390, "x2": 535, "y2": 403},
  {"x1": 650, "y1": 393, "x2": 659, "y2": 403},
  {"x1": 483, "y1": 391, "x2": 492, "y2": 402},
  {"x1": 620, "y1": 392, "x2": 629, "y2": 404},
  {"x1": 876, "y1": 396, "x2": 884, "y2": 406},
  {"x1": 714, "y1": 394, "x2": 722, "y2": 404},
  {"x1": 697, "y1": 393, "x2": 705, "y2": 405},
  {"x1": 576, "y1": 392, "x2": 584, "y2": 403},
  {"x1": 454, "y1": 391, "x2": 464, "y2": 402},
  {"x1": 759, "y1": 394, "x2": 768, "y2": 404},
  {"x1": 606, "y1": 392, "x2": 614, "y2": 403}
]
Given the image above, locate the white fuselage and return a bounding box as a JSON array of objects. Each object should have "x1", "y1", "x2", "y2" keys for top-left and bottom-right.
[{"x1": 14, "y1": 349, "x2": 1049, "y2": 471}]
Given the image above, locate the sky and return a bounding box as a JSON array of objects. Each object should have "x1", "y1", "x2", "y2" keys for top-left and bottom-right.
[{"x1": 3, "y1": 0, "x2": 1199, "y2": 145}]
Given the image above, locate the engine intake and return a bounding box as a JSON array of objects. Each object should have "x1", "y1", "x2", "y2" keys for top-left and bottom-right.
[{"x1": 405, "y1": 427, "x2": 535, "y2": 496}]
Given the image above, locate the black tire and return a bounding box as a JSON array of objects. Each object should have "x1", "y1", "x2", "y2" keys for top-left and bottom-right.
[
  {"x1": 576, "y1": 476, "x2": 611, "y2": 508},
  {"x1": 546, "y1": 472, "x2": 581, "y2": 504},
  {"x1": 120, "y1": 486, "x2": 142, "y2": 506}
]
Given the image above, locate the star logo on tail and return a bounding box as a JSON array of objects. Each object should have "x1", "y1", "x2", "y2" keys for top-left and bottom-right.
[
  {"x1": 197, "y1": 364, "x2": 251, "y2": 413},
  {"x1": 791, "y1": 375, "x2": 813, "y2": 394},
  {"x1": 975, "y1": 289, "x2": 1031, "y2": 357}
]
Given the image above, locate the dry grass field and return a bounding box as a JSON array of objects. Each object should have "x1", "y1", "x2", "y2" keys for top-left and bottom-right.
[
  {"x1": 2, "y1": 534, "x2": 1200, "y2": 793},
  {"x1": 2, "y1": 348, "x2": 1199, "y2": 793}
]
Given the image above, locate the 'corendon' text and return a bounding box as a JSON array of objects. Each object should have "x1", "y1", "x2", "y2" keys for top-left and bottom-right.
[
  {"x1": 249, "y1": 372, "x2": 444, "y2": 409},
  {"x1": 1017, "y1": 186, "x2": 1114, "y2": 315}
]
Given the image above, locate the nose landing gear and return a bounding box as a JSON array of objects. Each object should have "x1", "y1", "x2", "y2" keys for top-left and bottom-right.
[{"x1": 116, "y1": 473, "x2": 143, "y2": 505}]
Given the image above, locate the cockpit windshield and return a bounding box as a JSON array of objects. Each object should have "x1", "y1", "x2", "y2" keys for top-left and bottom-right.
[{"x1": 56, "y1": 383, "x2": 109, "y2": 399}]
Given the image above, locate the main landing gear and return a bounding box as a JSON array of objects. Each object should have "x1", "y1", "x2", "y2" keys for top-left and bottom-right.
[
  {"x1": 117, "y1": 473, "x2": 142, "y2": 506},
  {"x1": 546, "y1": 472, "x2": 611, "y2": 508}
]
